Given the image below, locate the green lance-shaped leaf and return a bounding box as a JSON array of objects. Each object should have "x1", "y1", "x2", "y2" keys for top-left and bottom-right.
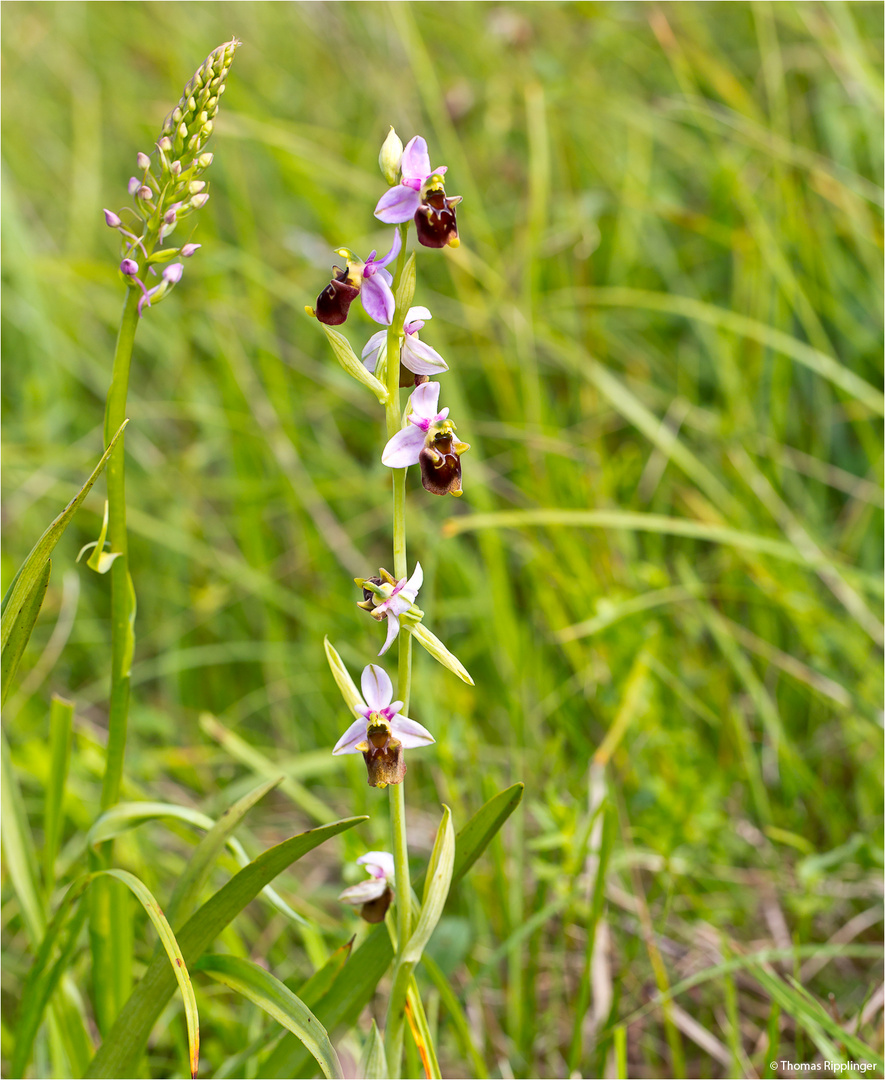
[
  {"x1": 403, "y1": 805, "x2": 455, "y2": 964},
  {"x1": 260, "y1": 789, "x2": 523, "y2": 1080},
  {"x1": 85, "y1": 815, "x2": 366, "y2": 1079},
  {"x1": 85, "y1": 787, "x2": 307, "y2": 929},
  {"x1": 410, "y1": 623, "x2": 474, "y2": 685},
  {"x1": 1, "y1": 421, "x2": 128, "y2": 657},
  {"x1": 1, "y1": 559, "x2": 50, "y2": 706},
  {"x1": 324, "y1": 637, "x2": 365, "y2": 715},
  {"x1": 321, "y1": 326, "x2": 389, "y2": 403},
  {"x1": 196, "y1": 955, "x2": 343, "y2": 1080},
  {"x1": 359, "y1": 1020, "x2": 389, "y2": 1080}
]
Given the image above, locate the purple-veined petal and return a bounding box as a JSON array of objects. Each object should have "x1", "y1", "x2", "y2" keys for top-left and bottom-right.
[
  {"x1": 391, "y1": 716, "x2": 435, "y2": 749},
  {"x1": 361, "y1": 330, "x2": 386, "y2": 372},
  {"x1": 338, "y1": 878, "x2": 388, "y2": 905},
  {"x1": 358, "y1": 851, "x2": 396, "y2": 880},
  {"x1": 375, "y1": 185, "x2": 421, "y2": 223},
  {"x1": 382, "y1": 426, "x2": 426, "y2": 468},
  {"x1": 378, "y1": 612, "x2": 400, "y2": 656},
  {"x1": 332, "y1": 717, "x2": 367, "y2": 755},
  {"x1": 402, "y1": 337, "x2": 448, "y2": 375},
  {"x1": 401, "y1": 136, "x2": 431, "y2": 184},
  {"x1": 361, "y1": 664, "x2": 393, "y2": 711},
  {"x1": 409, "y1": 380, "x2": 441, "y2": 420},
  {"x1": 361, "y1": 275, "x2": 395, "y2": 326},
  {"x1": 374, "y1": 227, "x2": 402, "y2": 269}
]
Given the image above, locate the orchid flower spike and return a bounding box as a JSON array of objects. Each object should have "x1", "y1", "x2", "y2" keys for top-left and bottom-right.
[
  {"x1": 338, "y1": 851, "x2": 395, "y2": 923},
  {"x1": 362, "y1": 306, "x2": 448, "y2": 388},
  {"x1": 355, "y1": 563, "x2": 424, "y2": 655},
  {"x1": 374, "y1": 136, "x2": 461, "y2": 248},
  {"x1": 382, "y1": 382, "x2": 470, "y2": 496},
  {"x1": 309, "y1": 230, "x2": 402, "y2": 327},
  {"x1": 332, "y1": 664, "x2": 434, "y2": 788}
]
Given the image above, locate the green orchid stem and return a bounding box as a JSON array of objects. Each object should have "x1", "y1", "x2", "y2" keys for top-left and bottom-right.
[
  {"x1": 90, "y1": 284, "x2": 140, "y2": 1034},
  {"x1": 101, "y1": 285, "x2": 139, "y2": 811},
  {"x1": 384, "y1": 222, "x2": 413, "y2": 1078}
]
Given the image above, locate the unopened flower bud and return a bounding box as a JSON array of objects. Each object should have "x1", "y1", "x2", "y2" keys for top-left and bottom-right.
[
  {"x1": 164, "y1": 207, "x2": 178, "y2": 225},
  {"x1": 103, "y1": 208, "x2": 122, "y2": 228},
  {"x1": 128, "y1": 177, "x2": 140, "y2": 195},
  {"x1": 180, "y1": 243, "x2": 201, "y2": 257},
  {"x1": 136, "y1": 151, "x2": 151, "y2": 171},
  {"x1": 190, "y1": 193, "x2": 210, "y2": 209},
  {"x1": 163, "y1": 262, "x2": 184, "y2": 284},
  {"x1": 188, "y1": 179, "x2": 206, "y2": 194},
  {"x1": 158, "y1": 136, "x2": 173, "y2": 152},
  {"x1": 379, "y1": 126, "x2": 404, "y2": 186},
  {"x1": 137, "y1": 185, "x2": 153, "y2": 201},
  {"x1": 197, "y1": 153, "x2": 214, "y2": 169},
  {"x1": 120, "y1": 258, "x2": 139, "y2": 275},
  {"x1": 171, "y1": 160, "x2": 182, "y2": 177}
]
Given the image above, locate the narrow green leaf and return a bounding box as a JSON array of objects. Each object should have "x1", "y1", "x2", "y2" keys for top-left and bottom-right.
[
  {"x1": 321, "y1": 325, "x2": 388, "y2": 403},
  {"x1": 359, "y1": 1020, "x2": 388, "y2": 1080},
  {"x1": 1, "y1": 421, "x2": 128, "y2": 653},
  {"x1": 43, "y1": 694, "x2": 74, "y2": 890},
  {"x1": 404, "y1": 806, "x2": 454, "y2": 964},
  {"x1": 11, "y1": 877, "x2": 90, "y2": 1078},
  {"x1": 85, "y1": 787, "x2": 307, "y2": 929},
  {"x1": 1, "y1": 728, "x2": 44, "y2": 943},
  {"x1": 85, "y1": 815, "x2": 366, "y2": 1079},
  {"x1": 196, "y1": 954, "x2": 343, "y2": 1080},
  {"x1": 1, "y1": 559, "x2": 51, "y2": 706},
  {"x1": 96, "y1": 868, "x2": 200, "y2": 1080},
  {"x1": 290, "y1": 937, "x2": 354, "y2": 1007},
  {"x1": 260, "y1": 785, "x2": 524, "y2": 1080}
]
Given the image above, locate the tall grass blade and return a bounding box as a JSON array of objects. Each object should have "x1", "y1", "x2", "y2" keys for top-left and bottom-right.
[
  {"x1": 85, "y1": 816, "x2": 366, "y2": 1078},
  {"x1": 42, "y1": 694, "x2": 74, "y2": 891},
  {"x1": 1, "y1": 559, "x2": 51, "y2": 705},
  {"x1": 196, "y1": 954, "x2": 343, "y2": 1080}
]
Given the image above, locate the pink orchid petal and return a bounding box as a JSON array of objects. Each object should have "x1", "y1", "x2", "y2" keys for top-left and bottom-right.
[
  {"x1": 361, "y1": 275, "x2": 395, "y2": 326},
  {"x1": 409, "y1": 380, "x2": 441, "y2": 420},
  {"x1": 333, "y1": 717, "x2": 367, "y2": 755},
  {"x1": 374, "y1": 227, "x2": 402, "y2": 269},
  {"x1": 406, "y1": 305, "x2": 432, "y2": 323},
  {"x1": 375, "y1": 185, "x2": 421, "y2": 224},
  {"x1": 378, "y1": 612, "x2": 400, "y2": 656},
  {"x1": 382, "y1": 425, "x2": 426, "y2": 468},
  {"x1": 361, "y1": 664, "x2": 393, "y2": 711},
  {"x1": 338, "y1": 878, "x2": 388, "y2": 905},
  {"x1": 357, "y1": 851, "x2": 396, "y2": 880},
  {"x1": 403, "y1": 337, "x2": 448, "y2": 375},
  {"x1": 391, "y1": 716, "x2": 435, "y2": 749},
  {"x1": 401, "y1": 136, "x2": 430, "y2": 183}
]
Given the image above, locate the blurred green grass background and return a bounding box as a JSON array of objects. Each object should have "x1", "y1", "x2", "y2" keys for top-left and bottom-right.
[{"x1": 2, "y1": 2, "x2": 883, "y2": 1077}]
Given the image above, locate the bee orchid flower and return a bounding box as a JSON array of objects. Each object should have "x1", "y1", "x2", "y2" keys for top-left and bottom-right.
[
  {"x1": 309, "y1": 230, "x2": 402, "y2": 326},
  {"x1": 374, "y1": 136, "x2": 461, "y2": 249},
  {"x1": 332, "y1": 664, "x2": 434, "y2": 787},
  {"x1": 338, "y1": 851, "x2": 396, "y2": 923},
  {"x1": 382, "y1": 382, "x2": 470, "y2": 496},
  {"x1": 356, "y1": 563, "x2": 424, "y2": 655}
]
